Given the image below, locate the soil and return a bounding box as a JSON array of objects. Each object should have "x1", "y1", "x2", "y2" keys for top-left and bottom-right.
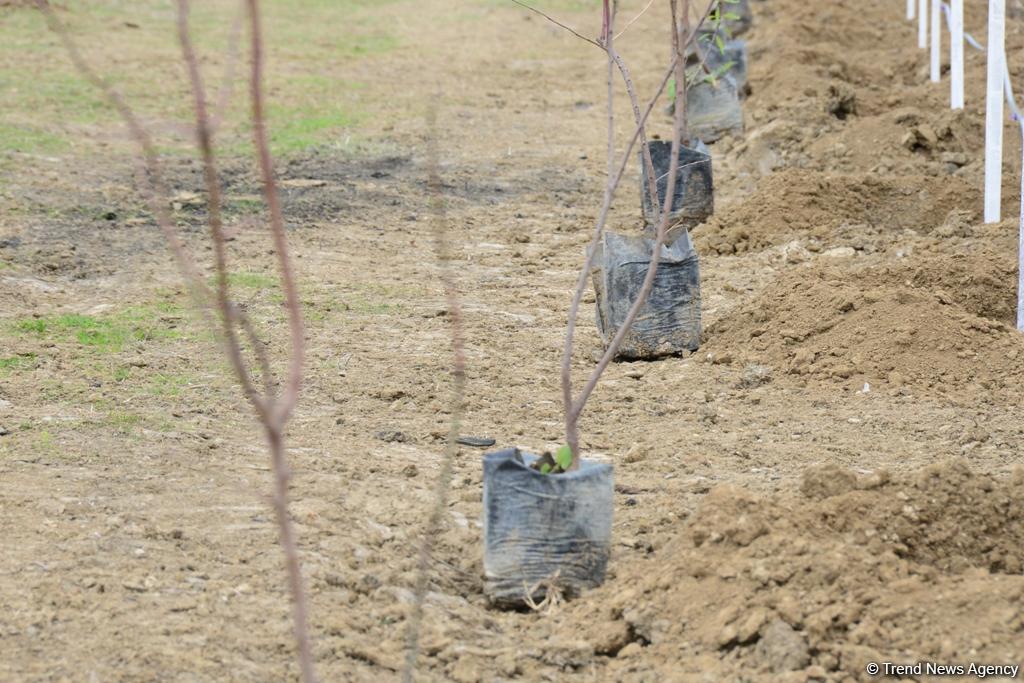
[{"x1": 2, "y1": 0, "x2": 1024, "y2": 682}]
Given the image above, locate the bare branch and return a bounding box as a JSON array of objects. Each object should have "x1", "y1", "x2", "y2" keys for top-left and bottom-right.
[
  {"x1": 176, "y1": 0, "x2": 267, "y2": 420},
  {"x1": 615, "y1": 0, "x2": 656, "y2": 39},
  {"x1": 42, "y1": 2, "x2": 317, "y2": 680},
  {"x1": 244, "y1": 0, "x2": 305, "y2": 427},
  {"x1": 561, "y1": 50, "x2": 680, "y2": 465},
  {"x1": 609, "y1": 49, "x2": 661, "y2": 226},
  {"x1": 242, "y1": 4, "x2": 316, "y2": 683},
  {"x1": 402, "y1": 104, "x2": 468, "y2": 683},
  {"x1": 569, "y1": 0, "x2": 690, "y2": 424},
  {"x1": 564, "y1": 0, "x2": 713, "y2": 460},
  {"x1": 34, "y1": 0, "x2": 212, "y2": 312},
  {"x1": 508, "y1": 0, "x2": 603, "y2": 48}
]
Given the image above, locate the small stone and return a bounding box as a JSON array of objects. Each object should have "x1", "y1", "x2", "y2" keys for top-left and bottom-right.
[
  {"x1": 755, "y1": 619, "x2": 811, "y2": 672},
  {"x1": 737, "y1": 608, "x2": 768, "y2": 643},
  {"x1": 616, "y1": 642, "x2": 643, "y2": 658},
  {"x1": 375, "y1": 429, "x2": 409, "y2": 443},
  {"x1": 717, "y1": 623, "x2": 739, "y2": 648},
  {"x1": 918, "y1": 123, "x2": 939, "y2": 145},
  {"x1": 941, "y1": 151, "x2": 968, "y2": 166},
  {"x1": 822, "y1": 246, "x2": 856, "y2": 258},
  {"x1": 623, "y1": 445, "x2": 646, "y2": 463}
]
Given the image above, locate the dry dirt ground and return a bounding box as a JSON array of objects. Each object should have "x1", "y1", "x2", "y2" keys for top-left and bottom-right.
[{"x1": 1, "y1": 0, "x2": 1024, "y2": 681}]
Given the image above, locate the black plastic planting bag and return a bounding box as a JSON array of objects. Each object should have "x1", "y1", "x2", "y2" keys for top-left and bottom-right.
[
  {"x1": 724, "y1": 0, "x2": 753, "y2": 36},
  {"x1": 482, "y1": 448, "x2": 613, "y2": 606},
  {"x1": 593, "y1": 231, "x2": 701, "y2": 359},
  {"x1": 688, "y1": 75, "x2": 744, "y2": 143},
  {"x1": 707, "y1": 39, "x2": 749, "y2": 94},
  {"x1": 640, "y1": 140, "x2": 713, "y2": 238}
]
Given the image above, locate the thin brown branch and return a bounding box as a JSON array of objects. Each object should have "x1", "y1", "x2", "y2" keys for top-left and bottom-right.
[
  {"x1": 561, "y1": 50, "x2": 679, "y2": 465},
  {"x1": 34, "y1": 0, "x2": 212, "y2": 311},
  {"x1": 243, "y1": 4, "x2": 316, "y2": 683},
  {"x1": 615, "y1": 0, "x2": 656, "y2": 39},
  {"x1": 208, "y1": 1, "x2": 245, "y2": 135},
  {"x1": 565, "y1": 0, "x2": 713, "y2": 454},
  {"x1": 509, "y1": 0, "x2": 603, "y2": 48},
  {"x1": 609, "y1": 49, "x2": 660, "y2": 226},
  {"x1": 177, "y1": 0, "x2": 267, "y2": 420},
  {"x1": 402, "y1": 104, "x2": 468, "y2": 682},
  {"x1": 244, "y1": 0, "x2": 305, "y2": 427},
  {"x1": 42, "y1": 2, "x2": 316, "y2": 680},
  {"x1": 561, "y1": 0, "x2": 616, "y2": 467}
]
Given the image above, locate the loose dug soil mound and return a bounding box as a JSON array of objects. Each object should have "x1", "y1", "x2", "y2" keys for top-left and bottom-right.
[
  {"x1": 694, "y1": 170, "x2": 979, "y2": 255},
  {"x1": 704, "y1": 258, "x2": 1024, "y2": 398},
  {"x1": 567, "y1": 461, "x2": 1024, "y2": 681}
]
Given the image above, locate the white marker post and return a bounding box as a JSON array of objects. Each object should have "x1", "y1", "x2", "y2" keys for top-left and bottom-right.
[
  {"x1": 951, "y1": 0, "x2": 965, "y2": 108},
  {"x1": 919, "y1": 0, "x2": 928, "y2": 47},
  {"x1": 931, "y1": 0, "x2": 942, "y2": 81},
  {"x1": 984, "y1": 0, "x2": 1005, "y2": 224},
  {"x1": 908, "y1": 0, "x2": 916, "y2": 20},
  {"x1": 1018, "y1": 123, "x2": 1024, "y2": 330}
]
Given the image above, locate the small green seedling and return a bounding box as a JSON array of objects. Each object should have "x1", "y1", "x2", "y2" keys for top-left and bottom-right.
[{"x1": 532, "y1": 445, "x2": 575, "y2": 475}]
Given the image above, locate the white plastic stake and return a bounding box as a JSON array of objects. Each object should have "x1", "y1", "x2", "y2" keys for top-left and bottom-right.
[
  {"x1": 931, "y1": 0, "x2": 942, "y2": 81},
  {"x1": 1018, "y1": 124, "x2": 1024, "y2": 330},
  {"x1": 908, "y1": 0, "x2": 916, "y2": 20},
  {"x1": 951, "y1": 0, "x2": 965, "y2": 108},
  {"x1": 984, "y1": 0, "x2": 1005, "y2": 224},
  {"x1": 919, "y1": 0, "x2": 928, "y2": 47}
]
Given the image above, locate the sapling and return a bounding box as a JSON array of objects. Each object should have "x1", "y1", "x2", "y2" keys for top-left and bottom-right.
[
  {"x1": 514, "y1": 0, "x2": 722, "y2": 468},
  {"x1": 39, "y1": 2, "x2": 318, "y2": 680}
]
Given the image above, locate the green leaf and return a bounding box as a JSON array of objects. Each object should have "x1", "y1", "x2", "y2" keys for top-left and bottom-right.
[
  {"x1": 540, "y1": 463, "x2": 552, "y2": 475},
  {"x1": 555, "y1": 445, "x2": 573, "y2": 470}
]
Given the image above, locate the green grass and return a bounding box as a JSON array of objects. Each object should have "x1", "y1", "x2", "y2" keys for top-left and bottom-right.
[
  {"x1": 13, "y1": 302, "x2": 184, "y2": 353},
  {"x1": 225, "y1": 271, "x2": 278, "y2": 290},
  {"x1": 145, "y1": 373, "x2": 190, "y2": 398},
  {"x1": 0, "y1": 123, "x2": 70, "y2": 155},
  {"x1": 106, "y1": 411, "x2": 142, "y2": 434},
  {"x1": 0, "y1": 353, "x2": 36, "y2": 374},
  {"x1": 267, "y1": 106, "x2": 363, "y2": 155},
  {"x1": 0, "y1": 0, "x2": 397, "y2": 158}
]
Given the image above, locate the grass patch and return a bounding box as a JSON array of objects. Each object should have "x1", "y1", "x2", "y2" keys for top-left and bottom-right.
[
  {"x1": 226, "y1": 271, "x2": 278, "y2": 290},
  {"x1": 0, "y1": 353, "x2": 36, "y2": 374},
  {"x1": 106, "y1": 411, "x2": 142, "y2": 434},
  {"x1": 145, "y1": 373, "x2": 190, "y2": 398},
  {"x1": 0, "y1": 123, "x2": 70, "y2": 155},
  {"x1": 0, "y1": 1, "x2": 396, "y2": 160},
  {"x1": 13, "y1": 302, "x2": 185, "y2": 352},
  {"x1": 268, "y1": 106, "x2": 363, "y2": 155}
]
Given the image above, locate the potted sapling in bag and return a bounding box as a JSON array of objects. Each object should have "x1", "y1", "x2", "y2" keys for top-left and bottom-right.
[
  {"x1": 486, "y1": 0, "x2": 700, "y2": 607},
  {"x1": 594, "y1": 0, "x2": 743, "y2": 360}
]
